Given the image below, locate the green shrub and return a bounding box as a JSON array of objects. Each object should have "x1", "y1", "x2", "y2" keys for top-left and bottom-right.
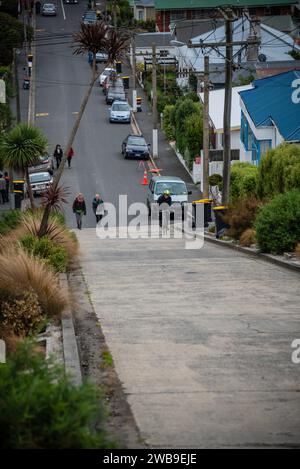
[
  {"x1": 230, "y1": 162, "x2": 258, "y2": 201},
  {"x1": 209, "y1": 173, "x2": 223, "y2": 187},
  {"x1": 257, "y1": 144, "x2": 300, "y2": 199},
  {"x1": 20, "y1": 235, "x2": 69, "y2": 272},
  {"x1": 224, "y1": 197, "x2": 262, "y2": 241},
  {"x1": 184, "y1": 113, "x2": 203, "y2": 164},
  {"x1": 0, "y1": 209, "x2": 22, "y2": 235},
  {"x1": 162, "y1": 104, "x2": 175, "y2": 140},
  {"x1": 254, "y1": 190, "x2": 300, "y2": 254},
  {"x1": 0, "y1": 342, "x2": 113, "y2": 448}
]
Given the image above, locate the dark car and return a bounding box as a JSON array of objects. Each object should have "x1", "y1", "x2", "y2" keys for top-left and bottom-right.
[
  {"x1": 106, "y1": 86, "x2": 125, "y2": 105},
  {"x1": 121, "y1": 134, "x2": 150, "y2": 160}
]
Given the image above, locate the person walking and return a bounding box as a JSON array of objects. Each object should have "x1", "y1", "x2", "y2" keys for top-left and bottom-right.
[
  {"x1": 4, "y1": 172, "x2": 10, "y2": 202},
  {"x1": 92, "y1": 193, "x2": 104, "y2": 224},
  {"x1": 0, "y1": 174, "x2": 7, "y2": 204},
  {"x1": 72, "y1": 193, "x2": 86, "y2": 230},
  {"x1": 53, "y1": 144, "x2": 63, "y2": 169},
  {"x1": 67, "y1": 147, "x2": 74, "y2": 168}
]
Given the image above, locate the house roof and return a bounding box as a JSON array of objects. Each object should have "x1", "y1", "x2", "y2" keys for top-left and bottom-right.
[
  {"x1": 155, "y1": 0, "x2": 296, "y2": 10},
  {"x1": 170, "y1": 19, "x2": 224, "y2": 44},
  {"x1": 239, "y1": 70, "x2": 300, "y2": 141},
  {"x1": 177, "y1": 18, "x2": 300, "y2": 72},
  {"x1": 135, "y1": 32, "x2": 173, "y2": 48},
  {"x1": 199, "y1": 85, "x2": 253, "y2": 131},
  {"x1": 134, "y1": 0, "x2": 154, "y2": 6}
]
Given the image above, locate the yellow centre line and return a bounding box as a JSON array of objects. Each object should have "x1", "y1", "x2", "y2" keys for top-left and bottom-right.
[{"x1": 35, "y1": 112, "x2": 49, "y2": 117}]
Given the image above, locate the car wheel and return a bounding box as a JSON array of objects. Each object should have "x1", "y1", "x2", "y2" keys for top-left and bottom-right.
[{"x1": 124, "y1": 153, "x2": 128, "y2": 159}]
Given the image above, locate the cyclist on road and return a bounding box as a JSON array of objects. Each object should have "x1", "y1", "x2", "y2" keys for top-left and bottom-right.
[
  {"x1": 157, "y1": 189, "x2": 172, "y2": 229},
  {"x1": 157, "y1": 189, "x2": 172, "y2": 207}
]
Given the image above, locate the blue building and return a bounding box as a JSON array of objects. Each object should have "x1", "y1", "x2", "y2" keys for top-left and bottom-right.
[{"x1": 239, "y1": 70, "x2": 300, "y2": 164}]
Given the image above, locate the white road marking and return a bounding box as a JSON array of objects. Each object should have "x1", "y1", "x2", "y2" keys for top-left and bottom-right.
[{"x1": 60, "y1": 0, "x2": 66, "y2": 20}]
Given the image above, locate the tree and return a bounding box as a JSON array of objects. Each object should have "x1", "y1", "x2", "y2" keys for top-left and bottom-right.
[
  {"x1": 0, "y1": 123, "x2": 48, "y2": 209},
  {"x1": 0, "y1": 12, "x2": 33, "y2": 65},
  {"x1": 257, "y1": 143, "x2": 300, "y2": 200},
  {"x1": 38, "y1": 22, "x2": 129, "y2": 237}
]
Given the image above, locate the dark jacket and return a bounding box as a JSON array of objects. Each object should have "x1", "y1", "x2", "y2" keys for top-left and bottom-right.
[
  {"x1": 157, "y1": 194, "x2": 172, "y2": 206},
  {"x1": 92, "y1": 197, "x2": 104, "y2": 214},
  {"x1": 54, "y1": 147, "x2": 63, "y2": 160},
  {"x1": 73, "y1": 199, "x2": 86, "y2": 215}
]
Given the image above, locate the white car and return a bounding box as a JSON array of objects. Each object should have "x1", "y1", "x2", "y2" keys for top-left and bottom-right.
[
  {"x1": 29, "y1": 171, "x2": 53, "y2": 196},
  {"x1": 96, "y1": 52, "x2": 108, "y2": 63},
  {"x1": 99, "y1": 67, "x2": 116, "y2": 86}
]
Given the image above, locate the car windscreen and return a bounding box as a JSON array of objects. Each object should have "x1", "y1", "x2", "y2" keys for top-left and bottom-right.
[
  {"x1": 29, "y1": 173, "x2": 51, "y2": 183},
  {"x1": 155, "y1": 182, "x2": 187, "y2": 195},
  {"x1": 127, "y1": 137, "x2": 146, "y2": 146},
  {"x1": 112, "y1": 103, "x2": 129, "y2": 111}
]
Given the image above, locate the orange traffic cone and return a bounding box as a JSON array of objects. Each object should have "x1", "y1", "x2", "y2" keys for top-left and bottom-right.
[{"x1": 140, "y1": 169, "x2": 148, "y2": 185}]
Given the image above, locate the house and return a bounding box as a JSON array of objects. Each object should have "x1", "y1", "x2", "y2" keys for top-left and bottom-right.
[
  {"x1": 155, "y1": 0, "x2": 297, "y2": 32},
  {"x1": 239, "y1": 70, "x2": 300, "y2": 164},
  {"x1": 130, "y1": 32, "x2": 176, "y2": 66},
  {"x1": 199, "y1": 85, "x2": 253, "y2": 154},
  {"x1": 132, "y1": 0, "x2": 155, "y2": 21},
  {"x1": 175, "y1": 17, "x2": 300, "y2": 87},
  {"x1": 183, "y1": 18, "x2": 300, "y2": 71}
]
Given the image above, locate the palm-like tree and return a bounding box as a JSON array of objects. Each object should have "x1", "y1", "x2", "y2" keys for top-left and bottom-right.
[
  {"x1": 38, "y1": 22, "x2": 129, "y2": 237},
  {"x1": 0, "y1": 123, "x2": 48, "y2": 209}
]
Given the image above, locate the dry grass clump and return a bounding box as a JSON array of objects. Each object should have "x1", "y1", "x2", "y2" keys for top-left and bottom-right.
[
  {"x1": 239, "y1": 228, "x2": 256, "y2": 247},
  {"x1": 0, "y1": 248, "x2": 67, "y2": 317},
  {"x1": 0, "y1": 291, "x2": 44, "y2": 336},
  {"x1": 295, "y1": 243, "x2": 300, "y2": 258}
]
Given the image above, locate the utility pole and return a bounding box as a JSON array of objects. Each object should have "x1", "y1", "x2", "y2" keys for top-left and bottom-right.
[
  {"x1": 152, "y1": 42, "x2": 158, "y2": 158},
  {"x1": 188, "y1": 8, "x2": 260, "y2": 204},
  {"x1": 13, "y1": 49, "x2": 21, "y2": 124},
  {"x1": 222, "y1": 13, "x2": 234, "y2": 205},
  {"x1": 132, "y1": 35, "x2": 137, "y2": 112},
  {"x1": 203, "y1": 55, "x2": 210, "y2": 199}
]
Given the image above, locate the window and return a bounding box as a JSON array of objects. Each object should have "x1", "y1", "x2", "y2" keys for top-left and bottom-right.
[
  {"x1": 260, "y1": 139, "x2": 272, "y2": 158},
  {"x1": 240, "y1": 112, "x2": 249, "y2": 149},
  {"x1": 138, "y1": 9, "x2": 143, "y2": 21},
  {"x1": 170, "y1": 10, "x2": 187, "y2": 21}
]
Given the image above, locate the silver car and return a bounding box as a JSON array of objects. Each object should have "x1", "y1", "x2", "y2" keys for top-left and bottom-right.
[
  {"x1": 29, "y1": 171, "x2": 53, "y2": 196},
  {"x1": 147, "y1": 176, "x2": 191, "y2": 215},
  {"x1": 109, "y1": 101, "x2": 131, "y2": 123},
  {"x1": 41, "y1": 3, "x2": 57, "y2": 15}
]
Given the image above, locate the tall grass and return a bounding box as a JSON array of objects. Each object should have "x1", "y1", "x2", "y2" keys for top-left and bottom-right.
[{"x1": 0, "y1": 247, "x2": 67, "y2": 317}]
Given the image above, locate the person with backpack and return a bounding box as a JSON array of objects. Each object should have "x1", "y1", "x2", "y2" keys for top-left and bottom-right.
[{"x1": 92, "y1": 193, "x2": 104, "y2": 224}]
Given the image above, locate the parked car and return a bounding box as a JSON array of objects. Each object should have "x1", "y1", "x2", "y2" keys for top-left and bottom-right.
[
  {"x1": 28, "y1": 153, "x2": 54, "y2": 175},
  {"x1": 82, "y1": 12, "x2": 97, "y2": 24},
  {"x1": 29, "y1": 171, "x2": 53, "y2": 196},
  {"x1": 96, "y1": 51, "x2": 108, "y2": 63},
  {"x1": 103, "y1": 76, "x2": 123, "y2": 95},
  {"x1": 109, "y1": 101, "x2": 131, "y2": 123},
  {"x1": 146, "y1": 176, "x2": 191, "y2": 215},
  {"x1": 106, "y1": 86, "x2": 125, "y2": 105},
  {"x1": 121, "y1": 134, "x2": 150, "y2": 160},
  {"x1": 41, "y1": 3, "x2": 57, "y2": 15},
  {"x1": 99, "y1": 67, "x2": 116, "y2": 86}
]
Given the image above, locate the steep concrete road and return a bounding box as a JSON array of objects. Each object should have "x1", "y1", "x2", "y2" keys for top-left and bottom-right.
[{"x1": 77, "y1": 229, "x2": 300, "y2": 448}]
